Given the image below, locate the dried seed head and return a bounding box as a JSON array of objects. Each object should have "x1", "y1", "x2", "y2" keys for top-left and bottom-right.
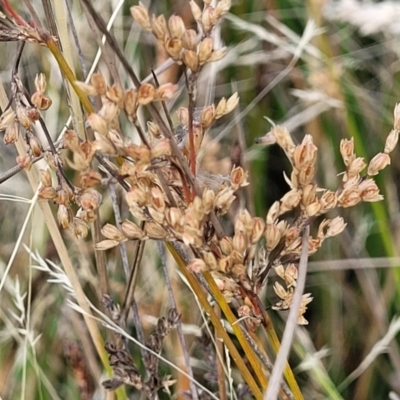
[
  {"x1": 38, "y1": 185, "x2": 56, "y2": 200},
  {"x1": 26, "y1": 107, "x2": 40, "y2": 122},
  {"x1": 199, "y1": 37, "x2": 213, "y2": 64},
  {"x1": 58, "y1": 204, "x2": 72, "y2": 228},
  {"x1": 326, "y1": 216, "x2": 346, "y2": 237},
  {"x1": 95, "y1": 239, "x2": 120, "y2": 251},
  {"x1": 340, "y1": 137, "x2": 355, "y2": 167},
  {"x1": 187, "y1": 258, "x2": 207, "y2": 273},
  {"x1": 152, "y1": 14, "x2": 168, "y2": 41},
  {"x1": 40, "y1": 169, "x2": 52, "y2": 187},
  {"x1": 138, "y1": 83, "x2": 156, "y2": 105},
  {"x1": 203, "y1": 251, "x2": 218, "y2": 270},
  {"x1": 233, "y1": 232, "x2": 247, "y2": 253},
  {"x1": 151, "y1": 138, "x2": 171, "y2": 158},
  {"x1": 297, "y1": 164, "x2": 315, "y2": 186},
  {"x1": 79, "y1": 188, "x2": 102, "y2": 210},
  {"x1": 347, "y1": 157, "x2": 366, "y2": 178},
  {"x1": 201, "y1": 104, "x2": 215, "y2": 129},
  {"x1": 384, "y1": 129, "x2": 399, "y2": 154},
  {"x1": 126, "y1": 188, "x2": 148, "y2": 208},
  {"x1": 31, "y1": 92, "x2": 52, "y2": 110},
  {"x1": 72, "y1": 217, "x2": 89, "y2": 239},
  {"x1": 106, "y1": 84, "x2": 124, "y2": 105},
  {"x1": 215, "y1": 0, "x2": 231, "y2": 17},
  {"x1": 189, "y1": 0, "x2": 202, "y2": 23},
  {"x1": 279, "y1": 189, "x2": 301, "y2": 214},
  {"x1": 337, "y1": 188, "x2": 360, "y2": 208},
  {"x1": 90, "y1": 73, "x2": 107, "y2": 96},
  {"x1": 99, "y1": 101, "x2": 119, "y2": 123},
  {"x1": 182, "y1": 29, "x2": 198, "y2": 50},
  {"x1": 265, "y1": 223, "x2": 281, "y2": 253},
  {"x1": 29, "y1": 136, "x2": 42, "y2": 157},
  {"x1": 266, "y1": 201, "x2": 280, "y2": 224},
  {"x1": 0, "y1": 108, "x2": 16, "y2": 131},
  {"x1": 4, "y1": 121, "x2": 19, "y2": 144},
  {"x1": 147, "y1": 121, "x2": 161, "y2": 137},
  {"x1": 182, "y1": 50, "x2": 199, "y2": 72},
  {"x1": 202, "y1": 6, "x2": 217, "y2": 33},
  {"x1": 271, "y1": 126, "x2": 295, "y2": 156},
  {"x1": 251, "y1": 217, "x2": 265, "y2": 243},
  {"x1": 101, "y1": 223, "x2": 126, "y2": 242},
  {"x1": 124, "y1": 89, "x2": 138, "y2": 118},
  {"x1": 55, "y1": 188, "x2": 69, "y2": 205},
  {"x1": 121, "y1": 219, "x2": 146, "y2": 239},
  {"x1": 165, "y1": 37, "x2": 183, "y2": 60},
  {"x1": 34, "y1": 73, "x2": 47, "y2": 93},
  {"x1": 230, "y1": 166, "x2": 249, "y2": 190},
  {"x1": 305, "y1": 201, "x2": 320, "y2": 217},
  {"x1": 130, "y1": 4, "x2": 152, "y2": 31},
  {"x1": 156, "y1": 83, "x2": 178, "y2": 100},
  {"x1": 145, "y1": 221, "x2": 168, "y2": 239},
  {"x1": 359, "y1": 178, "x2": 383, "y2": 202},
  {"x1": 16, "y1": 154, "x2": 32, "y2": 170},
  {"x1": 168, "y1": 14, "x2": 185, "y2": 39},
  {"x1": 64, "y1": 130, "x2": 81, "y2": 152},
  {"x1": 319, "y1": 190, "x2": 337, "y2": 212},
  {"x1": 220, "y1": 236, "x2": 233, "y2": 255},
  {"x1": 16, "y1": 103, "x2": 32, "y2": 130},
  {"x1": 293, "y1": 139, "x2": 317, "y2": 169},
  {"x1": 202, "y1": 187, "x2": 215, "y2": 214},
  {"x1": 88, "y1": 113, "x2": 108, "y2": 136},
  {"x1": 367, "y1": 152, "x2": 391, "y2": 176}
]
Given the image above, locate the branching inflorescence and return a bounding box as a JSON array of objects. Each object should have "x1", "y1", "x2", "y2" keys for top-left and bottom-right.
[{"x1": 0, "y1": 0, "x2": 399, "y2": 398}]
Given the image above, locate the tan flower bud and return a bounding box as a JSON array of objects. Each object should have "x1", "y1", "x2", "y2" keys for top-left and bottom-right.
[
  {"x1": 266, "y1": 201, "x2": 280, "y2": 224},
  {"x1": 231, "y1": 249, "x2": 244, "y2": 265},
  {"x1": 121, "y1": 219, "x2": 146, "y2": 239},
  {"x1": 182, "y1": 49, "x2": 199, "y2": 72},
  {"x1": 230, "y1": 166, "x2": 249, "y2": 190},
  {"x1": 231, "y1": 264, "x2": 246, "y2": 278},
  {"x1": 337, "y1": 188, "x2": 360, "y2": 208},
  {"x1": 220, "y1": 236, "x2": 233, "y2": 255},
  {"x1": 72, "y1": 218, "x2": 89, "y2": 239},
  {"x1": 76, "y1": 208, "x2": 97, "y2": 223},
  {"x1": 145, "y1": 221, "x2": 167, "y2": 239},
  {"x1": 40, "y1": 169, "x2": 52, "y2": 187},
  {"x1": 130, "y1": 4, "x2": 152, "y2": 31},
  {"x1": 95, "y1": 239, "x2": 120, "y2": 251},
  {"x1": 165, "y1": 37, "x2": 183, "y2": 60},
  {"x1": 168, "y1": 14, "x2": 185, "y2": 38},
  {"x1": 218, "y1": 256, "x2": 232, "y2": 272},
  {"x1": 126, "y1": 187, "x2": 148, "y2": 208},
  {"x1": 233, "y1": 232, "x2": 247, "y2": 253},
  {"x1": 301, "y1": 183, "x2": 316, "y2": 205},
  {"x1": 151, "y1": 138, "x2": 171, "y2": 158},
  {"x1": 87, "y1": 113, "x2": 108, "y2": 136},
  {"x1": 189, "y1": 0, "x2": 202, "y2": 22},
  {"x1": 31, "y1": 92, "x2": 52, "y2": 110},
  {"x1": 202, "y1": 188, "x2": 215, "y2": 214},
  {"x1": 285, "y1": 264, "x2": 298, "y2": 287},
  {"x1": 214, "y1": 187, "x2": 235, "y2": 212},
  {"x1": 215, "y1": 0, "x2": 231, "y2": 17},
  {"x1": 38, "y1": 185, "x2": 56, "y2": 200},
  {"x1": 215, "y1": 97, "x2": 227, "y2": 119},
  {"x1": 90, "y1": 72, "x2": 107, "y2": 96},
  {"x1": 319, "y1": 190, "x2": 337, "y2": 212},
  {"x1": 26, "y1": 107, "x2": 40, "y2": 122},
  {"x1": 124, "y1": 89, "x2": 138, "y2": 118},
  {"x1": 147, "y1": 121, "x2": 160, "y2": 137},
  {"x1": 79, "y1": 188, "x2": 102, "y2": 210},
  {"x1": 280, "y1": 189, "x2": 301, "y2": 214},
  {"x1": 92, "y1": 134, "x2": 116, "y2": 155},
  {"x1": 326, "y1": 216, "x2": 347, "y2": 237},
  {"x1": 203, "y1": 251, "x2": 218, "y2": 271},
  {"x1": 202, "y1": 6, "x2": 217, "y2": 33},
  {"x1": 199, "y1": 37, "x2": 213, "y2": 64},
  {"x1": 29, "y1": 136, "x2": 42, "y2": 157},
  {"x1": 265, "y1": 224, "x2": 281, "y2": 253},
  {"x1": 182, "y1": 29, "x2": 198, "y2": 50},
  {"x1": 298, "y1": 164, "x2": 315, "y2": 186},
  {"x1": 16, "y1": 104, "x2": 32, "y2": 130},
  {"x1": 187, "y1": 258, "x2": 207, "y2": 273},
  {"x1": 200, "y1": 104, "x2": 215, "y2": 129},
  {"x1": 385, "y1": 129, "x2": 399, "y2": 154},
  {"x1": 251, "y1": 217, "x2": 265, "y2": 243},
  {"x1": 138, "y1": 83, "x2": 156, "y2": 105},
  {"x1": 152, "y1": 14, "x2": 168, "y2": 41},
  {"x1": 368, "y1": 152, "x2": 390, "y2": 176},
  {"x1": 340, "y1": 137, "x2": 355, "y2": 167},
  {"x1": 63, "y1": 130, "x2": 81, "y2": 152},
  {"x1": 293, "y1": 140, "x2": 317, "y2": 169},
  {"x1": 271, "y1": 126, "x2": 295, "y2": 156},
  {"x1": 359, "y1": 178, "x2": 383, "y2": 202},
  {"x1": 156, "y1": 83, "x2": 178, "y2": 100},
  {"x1": 4, "y1": 121, "x2": 19, "y2": 144},
  {"x1": 35, "y1": 73, "x2": 47, "y2": 93},
  {"x1": 58, "y1": 204, "x2": 72, "y2": 228},
  {"x1": 16, "y1": 154, "x2": 32, "y2": 170},
  {"x1": 348, "y1": 157, "x2": 366, "y2": 178},
  {"x1": 0, "y1": 108, "x2": 16, "y2": 131},
  {"x1": 165, "y1": 207, "x2": 183, "y2": 229},
  {"x1": 207, "y1": 47, "x2": 227, "y2": 63},
  {"x1": 101, "y1": 223, "x2": 125, "y2": 242},
  {"x1": 150, "y1": 187, "x2": 165, "y2": 211},
  {"x1": 394, "y1": 103, "x2": 400, "y2": 131},
  {"x1": 55, "y1": 188, "x2": 69, "y2": 206},
  {"x1": 106, "y1": 84, "x2": 124, "y2": 105},
  {"x1": 305, "y1": 201, "x2": 320, "y2": 217},
  {"x1": 225, "y1": 92, "x2": 239, "y2": 114}
]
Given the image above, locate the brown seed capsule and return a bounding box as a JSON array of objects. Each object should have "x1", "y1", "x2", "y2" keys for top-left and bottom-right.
[
  {"x1": 58, "y1": 204, "x2": 72, "y2": 228},
  {"x1": 29, "y1": 136, "x2": 42, "y2": 157},
  {"x1": 384, "y1": 129, "x2": 399, "y2": 154},
  {"x1": 40, "y1": 169, "x2": 52, "y2": 187},
  {"x1": 90, "y1": 73, "x2": 107, "y2": 96},
  {"x1": 138, "y1": 83, "x2": 156, "y2": 105},
  {"x1": 156, "y1": 83, "x2": 177, "y2": 100},
  {"x1": 152, "y1": 14, "x2": 168, "y2": 41},
  {"x1": 359, "y1": 178, "x2": 383, "y2": 202},
  {"x1": 131, "y1": 4, "x2": 152, "y2": 31},
  {"x1": 34, "y1": 73, "x2": 47, "y2": 93},
  {"x1": 182, "y1": 29, "x2": 198, "y2": 50},
  {"x1": 201, "y1": 104, "x2": 215, "y2": 129},
  {"x1": 367, "y1": 152, "x2": 391, "y2": 176},
  {"x1": 101, "y1": 223, "x2": 125, "y2": 242},
  {"x1": 198, "y1": 37, "x2": 213, "y2": 64},
  {"x1": 38, "y1": 185, "x2": 57, "y2": 200},
  {"x1": 121, "y1": 219, "x2": 146, "y2": 239},
  {"x1": 16, "y1": 154, "x2": 32, "y2": 170},
  {"x1": 182, "y1": 50, "x2": 199, "y2": 72},
  {"x1": 168, "y1": 14, "x2": 185, "y2": 39},
  {"x1": 165, "y1": 37, "x2": 183, "y2": 60},
  {"x1": 340, "y1": 137, "x2": 355, "y2": 167},
  {"x1": 337, "y1": 188, "x2": 360, "y2": 208},
  {"x1": 4, "y1": 121, "x2": 19, "y2": 144}
]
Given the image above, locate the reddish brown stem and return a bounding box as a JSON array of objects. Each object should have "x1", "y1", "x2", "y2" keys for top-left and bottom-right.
[{"x1": 2, "y1": 0, "x2": 29, "y2": 26}]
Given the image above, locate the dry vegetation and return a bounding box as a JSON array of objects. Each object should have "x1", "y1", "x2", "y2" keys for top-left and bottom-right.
[{"x1": 1, "y1": 0, "x2": 400, "y2": 399}]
